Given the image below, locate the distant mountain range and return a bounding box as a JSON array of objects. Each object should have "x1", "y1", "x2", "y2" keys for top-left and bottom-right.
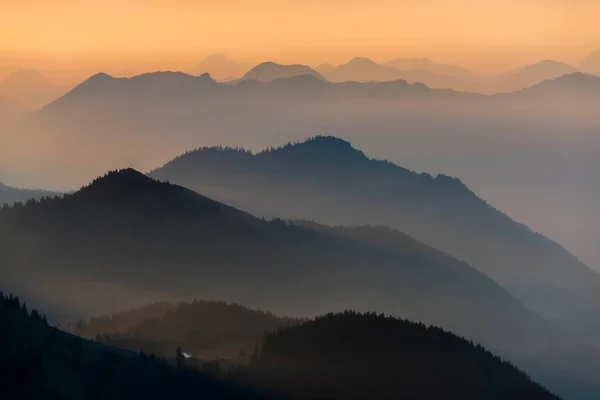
[
  {"x1": 319, "y1": 57, "x2": 477, "y2": 92},
  {"x1": 1, "y1": 168, "x2": 600, "y2": 398},
  {"x1": 5, "y1": 68, "x2": 598, "y2": 191},
  {"x1": 190, "y1": 54, "x2": 591, "y2": 94},
  {"x1": 150, "y1": 136, "x2": 600, "y2": 351}
]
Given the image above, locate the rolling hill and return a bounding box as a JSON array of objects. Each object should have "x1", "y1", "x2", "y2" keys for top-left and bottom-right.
[
  {"x1": 240, "y1": 311, "x2": 559, "y2": 400},
  {"x1": 0, "y1": 183, "x2": 59, "y2": 206},
  {"x1": 73, "y1": 300, "x2": 300, "y2": 359},
  {"x1": 1, "y1": 168, "x2": 600, "y2": 398},
  {"x1": 240, "y1": 62, "x2": 326, "y2": 83},
  {"x1": 0, "y1": 291, "x2": 264, "y2": 400},
  {"x1": 492, "y1": 60, "x2": 580, "y2": 93}
]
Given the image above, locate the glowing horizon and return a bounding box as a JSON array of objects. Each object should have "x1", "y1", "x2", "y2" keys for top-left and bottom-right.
[{"x1": 1, "y1": 0, "x2": 599, "y2": 83}]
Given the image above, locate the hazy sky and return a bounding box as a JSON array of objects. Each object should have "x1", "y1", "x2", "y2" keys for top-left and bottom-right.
[{"x1": 1, "y1": 0, "x2": 599, "y2": 81}]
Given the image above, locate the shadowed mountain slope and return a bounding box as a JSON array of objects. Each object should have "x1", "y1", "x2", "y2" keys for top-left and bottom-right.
[{"x1": 150, "y1": 136, "x2": 600, "y2": 340}]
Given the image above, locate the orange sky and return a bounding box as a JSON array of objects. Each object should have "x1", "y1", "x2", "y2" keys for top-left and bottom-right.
[{"x1": 1, "y1": 0, "x2": 599, "y2": 80}]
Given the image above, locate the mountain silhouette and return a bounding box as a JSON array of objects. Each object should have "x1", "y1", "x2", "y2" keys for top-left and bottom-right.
[
  {"x1": 7, "y1": 68, "x2": 596, "y2": 192},
  {"x1": 0, "y1": 69, "x2": 57, "y2": 109},
  {"x1": 319, "y1": 57, "x2": 477, "y2": 91},
  {"x1": 580, "y1": 48, "x2": 600, "y2": 75},
  {"x1": 504, "y1": 72, "x2": 600, "y2": 99},
  {"x1": 385, "y1": 57, "x2": 480, "y2": 81},
  {"x1": 314, "y1": 63, "x2": 335, "y2": 75},
  {"x1": 492, "y1": 60, "x2": 580, "y2": 93},
  {"x1": 240, "y1": 62, "x2": 327, "y2": 83},
  {"x1": 192, "y1": 53, "x2": 249, "y2": 81},
  {"x1": 323, "y1": 57, "x2": 402, "y2": 82},
  {"x1": 245, "y1": 311, "x2": 559, "y2": 400},
  {"x1": 150, "y1": 136, "x2": 600, "y2": 351},
  {"x1": 2, "y1": 167, "x2": 598, "y2": 397}
]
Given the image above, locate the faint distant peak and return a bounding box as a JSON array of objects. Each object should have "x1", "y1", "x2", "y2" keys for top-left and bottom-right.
[
  {"x1": 202, "y1": 52, "x2": 230, "y2": 62},
  {"x1": 580, "y1": 48, "x2": 600, "y2": 73},
  {"x1": 346, "y1": 57, "x2": 380, "y2": 67},
  {"x1": 315, "y1": 63, "x2": 334, "y2": 72},
  {"x1": 1, "y1": 68, "x2": 51, "y2": 84}
]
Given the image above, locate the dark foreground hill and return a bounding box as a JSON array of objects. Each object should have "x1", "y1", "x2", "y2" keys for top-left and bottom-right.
[
  {"x1": 237, "y1": 311, "x2": 559, "y2": 400},
  {"x1": 150, "y1": 136, "x2": 600, "y2": 347},
  {"x1": 1, "y1": 169, "x2": 599, "y2": 398},
  {"x1": 0, "y1": 291, "x2": 263, "y2": 400}
]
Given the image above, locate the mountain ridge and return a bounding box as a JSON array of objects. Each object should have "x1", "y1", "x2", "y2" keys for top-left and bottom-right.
[{"x1": 150, "y1": 136, "x2": 600, "y2": 337}]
